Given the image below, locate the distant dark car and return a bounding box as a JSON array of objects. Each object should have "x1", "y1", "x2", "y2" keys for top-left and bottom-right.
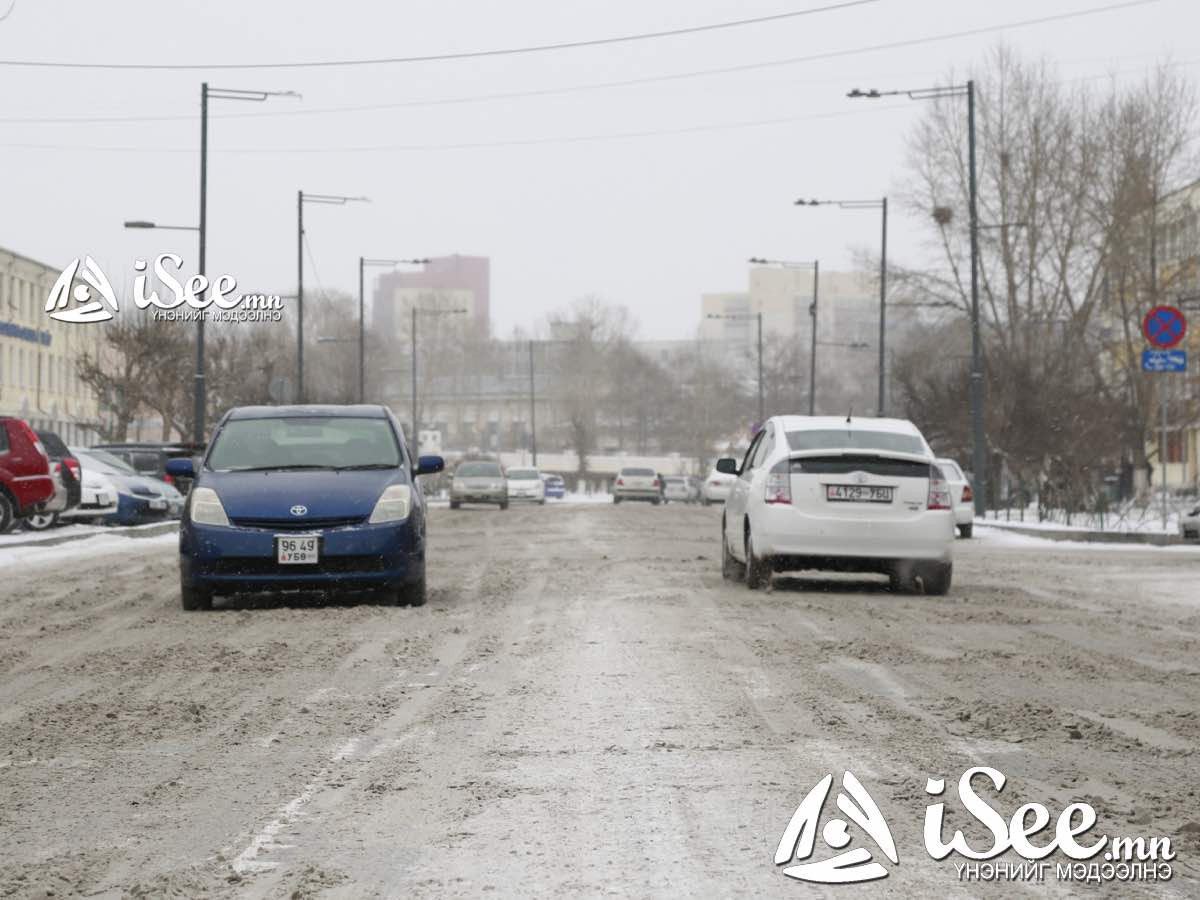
[
  {"x1": 0, "y1": 416, "x2": 55, "y2": 531},
  {"x1": 91, "y1": 442, "x2": 203, "y2": 494},
  {"x1": 542, "y1": 474, "x2": 566, "y2": 499}
]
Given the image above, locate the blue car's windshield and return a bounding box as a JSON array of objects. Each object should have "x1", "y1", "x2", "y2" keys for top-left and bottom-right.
[{"x1": 208, "y1": 417, "x2": 402, "y2": 471}]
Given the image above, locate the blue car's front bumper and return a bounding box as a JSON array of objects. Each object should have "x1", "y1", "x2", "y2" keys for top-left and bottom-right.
[{"x1": 180, "y1": 518, "x2": 423, "y2": 595}]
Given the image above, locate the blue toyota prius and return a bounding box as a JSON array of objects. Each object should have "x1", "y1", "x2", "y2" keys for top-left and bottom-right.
[{"x1": 166, "y1": 404, "x2": 444, "y2": 611}]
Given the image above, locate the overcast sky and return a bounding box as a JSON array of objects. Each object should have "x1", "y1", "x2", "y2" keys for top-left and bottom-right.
[{"x1": 0, "y1": 0, "x2": 1193, "y2": 339}]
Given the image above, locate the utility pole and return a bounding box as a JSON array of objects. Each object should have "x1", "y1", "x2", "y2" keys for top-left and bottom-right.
[
  {"x1": 296, "y1": 192, "x2": 368, "y2": 404},
  {"x1": 756, "y1": 312, "x2": 764, "y2": 424},
  {"x1": 967, "y1": 79, "x2": 986, "y2": 518},
  {"x1": 197, "y1": 83, "x2": 207, "y2": 443},
  {"x1": 529, "y1": 340, "x2": 537, "y2": 466},
  {"x1": 411, "y1": 306, "x2": 418, "y2": 440},
  {"x1": 297, "y1": 190, "x2": 304, "y2": 402},
  {"x1": 809, "y1": 260, "x2": 820, "y2": 416},
  {"x1": 357, "y1": 256, "x2": 365, "y2": 403},
  {"x1": 878, "y1": 196, "x2": 888, "y2": 416}
]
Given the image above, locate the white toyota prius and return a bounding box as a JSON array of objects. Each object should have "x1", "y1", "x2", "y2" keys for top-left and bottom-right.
[{"x1": 718, "y1": 415, "x2": 956, "y2": 594}]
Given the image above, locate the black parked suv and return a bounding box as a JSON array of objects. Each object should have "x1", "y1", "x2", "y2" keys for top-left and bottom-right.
[{"x1": 91, "y1": 442, "x2": 204, "y2": 495}]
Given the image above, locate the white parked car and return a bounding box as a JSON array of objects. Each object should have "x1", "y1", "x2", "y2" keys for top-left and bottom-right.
[
  {"x1": 1181, "y1": 505, "x2": 1200, "y2": 540},
  {"x1": 613, "y1": 467, "x2": 661, "y2": 504},
  {"x1": 58, "y1": 468, "x2": 119, "y2": 522},
  {"x1": 718, "y1": 416, "x2": 956, "y2": 594},
  {"x1": 505, "y1": 467, "x2": 546, "y2": 504},
  {"x1": 935, "y1": 457, "x2": 975, "y2": 538},
  {"x1": 702, "y1": 466, "x2": 736, "y2": 505},
  {"x1": 662, "y1": 476, "x2": 695, "y2": 504}
]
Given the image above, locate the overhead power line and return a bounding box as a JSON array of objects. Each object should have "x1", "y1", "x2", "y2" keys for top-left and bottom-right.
[
  {"x1": 0, "y1": 0, "x2": 1165, "y2": 125},
  {"x1": 0, "y1": 104, "x2": 914, "y2": 154},
  {"x1": 0, "y1": 0, "x2": 880, "y2": 70}
]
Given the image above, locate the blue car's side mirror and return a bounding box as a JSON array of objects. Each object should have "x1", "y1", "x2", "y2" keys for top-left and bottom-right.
[
  {"x1": 414, "y1": 455, "x2": 444, "y2": 477},
  {"x1": 166, "y1": 457, "x2": 196, "y2": 478}
]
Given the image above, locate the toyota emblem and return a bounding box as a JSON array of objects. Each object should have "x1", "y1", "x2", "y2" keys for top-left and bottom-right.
[
  {"x1": 290, "y1": 505, "x2": 308, "y2": 516},
  {"x1": 854, "y1": 472, "x2": 869, "y2": 485}
]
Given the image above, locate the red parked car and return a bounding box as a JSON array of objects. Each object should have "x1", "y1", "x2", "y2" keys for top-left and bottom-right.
[{"x1": 0, "y1": 416, "x2": 55, "y2": 531}]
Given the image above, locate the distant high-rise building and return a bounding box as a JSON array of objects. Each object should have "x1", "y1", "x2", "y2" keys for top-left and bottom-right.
[{"x1": 372, "y1": 254, "x2": 490, "y2": 338}]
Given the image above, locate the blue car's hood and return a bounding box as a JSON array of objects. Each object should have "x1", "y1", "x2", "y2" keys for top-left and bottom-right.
[{"x1": 203, "y1": 469, "x2": 402, "y2": 520}]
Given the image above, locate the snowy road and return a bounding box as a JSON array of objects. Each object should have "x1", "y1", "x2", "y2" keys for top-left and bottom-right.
[{"x1": 1, "y1": 504, "x2": 1198, "y2": 897}]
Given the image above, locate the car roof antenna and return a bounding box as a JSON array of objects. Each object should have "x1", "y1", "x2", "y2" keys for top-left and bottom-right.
[{"x1": 846, "y1": 406, "x2": 853, "y2": 424}]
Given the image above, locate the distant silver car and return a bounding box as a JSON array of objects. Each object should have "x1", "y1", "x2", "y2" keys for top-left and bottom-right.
[
  {"x1": 663, "y1": 476, "x2": 700, "y2": 504},
  {"x1": 935, "y1": 457, "x2": 974, "y2": 538},
  {"x1": 613, "y1": 467, "x2": 661, "y2": 504},
  {"x1": 506, "y1": 467, "x2": 546, "y2": 504},
  {"x1": 1181, "y1": 505, "x2": 1200, "y2": 540},
  {"x1": 450, "y1": 460, "x2": 508, "y2": 510}
]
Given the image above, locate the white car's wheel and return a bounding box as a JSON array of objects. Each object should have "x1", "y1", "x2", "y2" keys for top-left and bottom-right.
[
  {"x1": 721, "y1": 517, "x2": 744, "y2": 582},
  {"x1": 744, "y1": 528, "x2": 770, "y2": 590}
]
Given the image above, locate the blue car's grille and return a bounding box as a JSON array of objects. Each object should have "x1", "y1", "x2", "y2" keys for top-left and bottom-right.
[
  {"x1": 210, "y1": 556, "x2": 386, "y2": 575},
  {"x1": 228, "y1": 515, "x2": 365, "y2": 530}
]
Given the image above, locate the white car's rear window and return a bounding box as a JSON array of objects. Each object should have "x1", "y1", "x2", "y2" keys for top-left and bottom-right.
[{"x1": 785, "y1": 429, "x2": 925, "y2": 455}]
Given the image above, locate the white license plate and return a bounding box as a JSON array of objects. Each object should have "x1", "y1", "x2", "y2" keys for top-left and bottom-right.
[
  {"x1": 276, "y1": 535, "x2": 320, "y2": 564},
  {"x1": 826, "y1": 484, "x2": 894, "y2": 503},
  {"x1": 148, "y1": 498, "x2": 167, "y2": 510}
]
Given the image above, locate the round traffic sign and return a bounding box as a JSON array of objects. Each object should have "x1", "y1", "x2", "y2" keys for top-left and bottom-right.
[{"x1": 1143, "y1": 305, "x2": 1187, "y2": 349}]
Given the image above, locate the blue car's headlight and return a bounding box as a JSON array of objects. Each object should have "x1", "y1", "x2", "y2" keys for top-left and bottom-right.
[
  {"x1": 369, "y1": 484, "x2": 412, "y2": 524},
  {"x1": 190, "y1": 487, "x2": 230, "y2": 527}
]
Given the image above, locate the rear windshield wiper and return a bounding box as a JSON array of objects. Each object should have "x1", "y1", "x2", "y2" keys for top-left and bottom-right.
[{"x1": 331, "y1": 463, "x2": 397, "y2": 471}]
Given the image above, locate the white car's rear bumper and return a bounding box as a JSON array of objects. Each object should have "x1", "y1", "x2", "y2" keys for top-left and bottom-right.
[{"x1": 754, "y1": 504, "x2": 954, "y2": 562}]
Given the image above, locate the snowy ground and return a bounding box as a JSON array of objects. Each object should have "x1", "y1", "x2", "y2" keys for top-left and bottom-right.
[{"x1": 2, "y1": 503, "x2": 1198, "y2": 896}]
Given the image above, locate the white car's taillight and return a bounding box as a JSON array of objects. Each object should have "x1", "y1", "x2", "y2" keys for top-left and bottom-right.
[
  {"x1": 190, "y1": 487, "x2": 230, "y2": 526},
  {"x1": 927, "y1": 467, "x2": 951, "y2": 510},
  {"x1": 765, "y1": 460, "x2": 791, "y2": 505},
  {"x1": 369, "y1": 484, "x2": 412, "y2": 523}
]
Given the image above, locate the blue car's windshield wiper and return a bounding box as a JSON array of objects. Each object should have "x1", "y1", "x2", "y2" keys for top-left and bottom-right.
[
  {"x1": 331, "y1": 463, "x2": 397, "y2": 470},
  {"x1": 224, "y1": 464, "x2": 329, "y2": 472}
]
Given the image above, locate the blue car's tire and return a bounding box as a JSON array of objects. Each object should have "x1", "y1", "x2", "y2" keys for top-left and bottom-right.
[{"x1": 180, "y1": 579, "x2": 213, "y2": 611}]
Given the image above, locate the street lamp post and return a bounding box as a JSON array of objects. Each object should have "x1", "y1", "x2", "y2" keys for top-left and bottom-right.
[
  {"x1": 747, "y1": 258, "x2": 820, "y2": 415},
  {"x1": 796, "y1": 197, "x2": 888, "y2": 415},
  {"x1": 297, "y1": 192, "x2": 368, "y2": 402},
  {"x1": 849, "y1": 81, "x2": 985, "y2": 515},
  {"x1": 358, "y1": 257, "x2": 429, "y2": 403},
  {"x1": 707, "y1": 311, "x2": 765, "y2": 423},
  {"x1": 411, "y1": 306, "x2": 468, "y2": 443},
  {"x1": 193, "y1": 85, "x2": 297, "y2": 444},
  {"x1": 529, "y1": 340, "x2": 537, "y2": 467}
]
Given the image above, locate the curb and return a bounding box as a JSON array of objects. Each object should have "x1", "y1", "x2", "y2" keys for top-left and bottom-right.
[
  {"x1": 978, "y1": 519, "x2": 1190, "y2": 547},
  {"x1": 0, "y1": 521, "x2": 179, "y2": 552}
]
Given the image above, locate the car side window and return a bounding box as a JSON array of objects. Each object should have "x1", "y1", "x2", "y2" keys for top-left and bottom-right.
[
  {"x1": 758, "y1": 428, "x2": 775, "y2": 468},
  {"x1": 740, "y1": 432, "x2": 763, "y2": 479},
  {"x1": 0, "y1": 424, "x2": 8, "y2": 453}
]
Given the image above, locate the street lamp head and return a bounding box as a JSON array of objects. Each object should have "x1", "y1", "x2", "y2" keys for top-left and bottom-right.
[
  {"x1": 747, "y1": 257, "x2": 768, "y2": 264},
  {"x1": 794, "y1": 198, "x2": 821, "y2": 206},
  {"x1": 847, "y1": 88, "x2": 881, "y2": 99},
  {"x1": 123, "y1": 220, "x2": 155, "y2": 229}
]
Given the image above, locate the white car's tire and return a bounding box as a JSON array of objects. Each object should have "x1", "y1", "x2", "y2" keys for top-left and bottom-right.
[
  {"x1": 744, "y1": 528, "x2": 770, "y2": 590},
  {"x1": 721, "y1": 518, "x2": 744, "y2": 582}
]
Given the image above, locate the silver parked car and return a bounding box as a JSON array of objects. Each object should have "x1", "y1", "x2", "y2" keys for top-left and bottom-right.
[
  {"x1": 935, "y1": 457, "x2": 975, "y2": 538},
  {"x1": 613, "y1": 467, "x2": 661, "y2": 504},
  {"x1": 450, "y1": 460, "x2": 508, "y2": 510},
  {"x1": 1181, "y1": 505, "x2": 1200, "y2": 540},
  {"x1": 506, "y1": 467, "x2": 546, "y2": 504}
]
